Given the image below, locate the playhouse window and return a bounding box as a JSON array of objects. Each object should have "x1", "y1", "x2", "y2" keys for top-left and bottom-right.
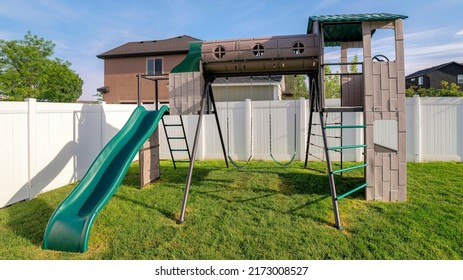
[
  {"x1": 214, "y1": 45, "x2": 226, "y2": 59},
  {"x1": 458, "y1": 74, "x2": 463, "y2": 84},
  {"x1": 292, "y1": 42, "x2": 305, "y2": 55},
  {"x1": 253, "y1": 44, "x2": 264, "y2": 57},
  {"x1": 147, "y1": 58, "x2": 163, "y2": 75},
  {"x1": 373, "y1": 120, "x2": 398, "y2": 153}
]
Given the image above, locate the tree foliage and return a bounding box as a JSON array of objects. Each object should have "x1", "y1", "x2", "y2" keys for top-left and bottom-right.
[
  {"x1": 285, "y1": 75, "x2": 308, "y2": 99},
  {"x1": 324, "y1": 64, "x2": 340, "y2": 98},
  {"x1": 324, "y1": 54, "x2": 360, "y2": 99},
  {"x1": 406, "y1": 80, "x2": 463, "y2": 97},
  {"x1": 0, "y1": 32, "x2": 83, "y2": 102}
]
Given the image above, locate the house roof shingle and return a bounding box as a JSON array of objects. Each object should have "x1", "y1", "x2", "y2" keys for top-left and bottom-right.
[
  {"x1": 406, "y1": 61, "x2": 463, "y2": 79},
  {"x1": 97, "y1": 35, "x2": 201, "y2": 59}
]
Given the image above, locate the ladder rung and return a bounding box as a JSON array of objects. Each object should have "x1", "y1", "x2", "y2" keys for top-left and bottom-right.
[
  {"x1": 171, "y1": 149, "x2": 189, "y2": 152},
  {"x1": 327, "y1": 144, "x2": 367, "y2": 150},
  {"x1": 332, "y1": 163, "x2": 368, "y2": 174},
  {"x1": 174, "y1": 160, "x2": 190, "y2": 162},
  {"x1": 323, "y1": 106, "x2": 364, "y2": 112},
  {"x1": 324, "y1": 125, "x2": 366, "y2": 129},
  {"x1": 337, "y1": 183, "x2": 368, "y2": 200},
  {"x1": 164, "y1": 124, "x2": 183, "y2": 127},
  {"x1": 167, "y1": 136, "x2": 186, "y2": 140},
  {"x1": 310, "y1": 143, "x2": 325, "y2": 149}
]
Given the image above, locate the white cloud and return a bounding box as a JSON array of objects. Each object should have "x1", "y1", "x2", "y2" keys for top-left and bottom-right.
[{"x1": 455, "y1": 29, "x2": 463, "y2": 37}]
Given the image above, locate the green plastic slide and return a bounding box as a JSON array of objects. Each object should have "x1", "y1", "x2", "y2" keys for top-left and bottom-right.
[{"x1": 42, "y1": 105, "x2": 169, "y2": 252}]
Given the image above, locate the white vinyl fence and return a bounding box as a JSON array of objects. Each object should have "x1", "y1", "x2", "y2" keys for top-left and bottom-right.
[{"x1": 1, "y1": 96, "x2": 462, "y2": 207}]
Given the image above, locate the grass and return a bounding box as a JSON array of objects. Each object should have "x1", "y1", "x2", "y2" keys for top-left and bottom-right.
[{"x1": 0, "y1": 160, "x2": 462, "y2": 260}]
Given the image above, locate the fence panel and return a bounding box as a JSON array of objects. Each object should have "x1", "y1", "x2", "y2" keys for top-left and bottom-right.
[{"x1": 1, "y1": 96, "x2": 462, "y2": 207}]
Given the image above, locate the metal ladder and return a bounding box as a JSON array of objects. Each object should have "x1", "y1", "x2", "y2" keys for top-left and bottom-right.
[
  {"x1": 304, "y1": 78, "x2": 368, "y2": 229},
  {"x1": 162, "y1": 115, "x2": 191, "y2": 169}
]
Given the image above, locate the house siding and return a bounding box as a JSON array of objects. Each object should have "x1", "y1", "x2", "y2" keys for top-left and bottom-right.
[
  {"x1": 102, "y1": 54, "x2": 187, "y2": 104},
  {"x1": 406, "y1": 63, "x2": 463, "y2": 89}
]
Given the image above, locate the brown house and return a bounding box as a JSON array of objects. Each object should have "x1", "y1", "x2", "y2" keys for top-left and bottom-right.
[
  {"x1": 406, "y1": 61, "x2": 463, "y2": 89},
  {"x1": 97, "y1": 35, "x2": 201, "y2": 104}
]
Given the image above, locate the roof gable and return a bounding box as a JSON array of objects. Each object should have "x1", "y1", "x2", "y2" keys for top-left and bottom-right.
[
  {"x1": 97, "y1": 35, "x2": 201, "y2": 59},
  {"x1": 406, "y1": 61, "x2": 463, "y2": 79}
]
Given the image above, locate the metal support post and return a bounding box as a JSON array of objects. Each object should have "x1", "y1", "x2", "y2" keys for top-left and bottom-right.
[
  {"x1": 177, "y1": 82, "x2": 210, "y2": 224},
  {"x1": 209, "y1": 85, "x2": 229, "y2": 168},
  {"x1": 137, "y1": 74, "x2": 141, "y2": 106},
  {"x1": 304, "y1": 77, "x2": 317, "y2": 168},
  {"x1": 320, "y1": 110, "x2": 342, "y2": 229},
  {"x1": 155, "y1": 79, "x2": 159, "y2": 110}
]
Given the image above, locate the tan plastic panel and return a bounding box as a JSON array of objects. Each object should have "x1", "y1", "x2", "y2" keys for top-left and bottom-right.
[{"x1": 201, "y1": 34, "x2": 319, "y2": 75}]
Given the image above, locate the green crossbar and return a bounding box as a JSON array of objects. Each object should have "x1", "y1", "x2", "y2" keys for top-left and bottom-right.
[
  {"x1": 327, "y1": 144, "x2": 367, "y2": 150},
  {"x1": 324, "y1": 125, "x2": 366, "y2": 129},
  {"x1": 332, "y1": 163, "x2": 368, "y2": 174},
  {"x1": 337, "y1": 183, "x2": 368, "y2": 200}
]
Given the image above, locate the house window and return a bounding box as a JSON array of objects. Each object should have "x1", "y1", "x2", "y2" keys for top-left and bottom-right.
[
  {"x1": 458, "y1": 74, "x2": 463, "y2": 84},
  {"x1": 147, "y1": 58, "x2": 163, "y2": 75},
  {"x1": 418, "y1": 76, "x2": 423, "y2": 86}
]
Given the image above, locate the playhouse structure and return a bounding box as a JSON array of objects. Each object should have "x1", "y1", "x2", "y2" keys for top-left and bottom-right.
[
  {"x1": 43, "y1": 13, "x2": 407, "y2": 252},
  {"x1": 169, "y1": 13, "x2": 408, "y2": 229}
]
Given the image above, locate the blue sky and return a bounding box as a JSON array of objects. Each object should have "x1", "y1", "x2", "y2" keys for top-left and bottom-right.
[{"x1": 1, "y1": 0, "x2": 462, "y2": 101}]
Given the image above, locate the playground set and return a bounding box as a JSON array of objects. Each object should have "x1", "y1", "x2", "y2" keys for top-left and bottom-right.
[{"x1": 42, "y1": 13, "x2": 408, "y2": 252}]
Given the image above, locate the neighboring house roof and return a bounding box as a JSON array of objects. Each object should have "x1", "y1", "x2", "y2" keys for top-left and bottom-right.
[
  {"x1": 97, "y1": 35, "x2": 201, "y2": 59},
  {"x1": 406, "y1": 61, "x2": 463, "y2": 79},
  {"x1": 214, "y1": 76, "x2": 282, "y2": 85}
]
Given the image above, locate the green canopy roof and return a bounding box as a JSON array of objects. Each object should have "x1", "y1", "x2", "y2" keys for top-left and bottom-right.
[{"x1": 307, "y1": 13, "x2": 408, "y2": 46}]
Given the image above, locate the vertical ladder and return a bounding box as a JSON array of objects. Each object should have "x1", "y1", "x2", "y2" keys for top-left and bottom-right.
[
  {"x1": 162, "y1": 115, "x2": 191, "y2": 169},
  {"x1": 320, "y1": 110, "x2": 368, "y2": 229},
  {"x1": 304, "y1": 78, "x2": 368, "y2": 229}
]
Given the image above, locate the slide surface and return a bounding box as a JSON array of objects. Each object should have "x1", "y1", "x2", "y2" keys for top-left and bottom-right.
[{"x1": 42, "y1": 105, "x2": 169, "y2": 252}]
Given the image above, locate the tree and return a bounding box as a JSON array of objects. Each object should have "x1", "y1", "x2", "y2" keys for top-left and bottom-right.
[
  {"x1": 324, "y1": 64, "x2": 340, "y2": 98},
  {"x1": 349, "y1": 54, "x2": 359, "y2": 73},
  {"x1": 285, "y1": 75, "x2": 308, "y2": 99},
  {"x1": 324, "y1": 55, "x2": 359, "y2": 98},
  {"x1": 0, "y1": 32, "x2": 83, "y2": 102}
]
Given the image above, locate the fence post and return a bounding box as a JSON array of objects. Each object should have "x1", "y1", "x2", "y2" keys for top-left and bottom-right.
[
  {"x1": 298, "y1": 98, "x2": 306, "y2": 160},
  {"x1": 244, "y1": 99, "x2": 252, "y2": 160},
  {"x1": 100, "y1": 101, "x2": 106, "y2": 150},
  {"x1": 26, "y1": 98, "x2": 37, "y2": 200},
  {"x1": 413, "y1": 94, "x2": 421, "y2": 162}
]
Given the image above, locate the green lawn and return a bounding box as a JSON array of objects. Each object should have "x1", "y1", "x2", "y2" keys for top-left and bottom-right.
[{"x1": 0, "y1": 160, "x2": 462, "y2": 260}]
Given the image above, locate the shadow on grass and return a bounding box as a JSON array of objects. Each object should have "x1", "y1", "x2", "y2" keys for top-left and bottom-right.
[
  {"x1": 6, "y1": 198, "x2": 54, "y2": 246},
  {"x1": 124, "y1": 161, "x2": 365, "y2": 228},
  {"x1": 113, "y1": 194, "x2": 178, "y2": 222}
]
